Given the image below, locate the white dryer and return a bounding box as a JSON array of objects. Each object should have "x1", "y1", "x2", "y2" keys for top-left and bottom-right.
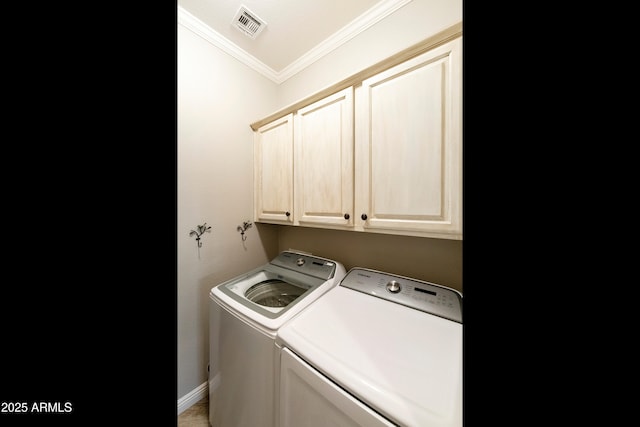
[
  {"x1": 209, "y1": 251, "x2": 346, "y2": 427},
  {"x1": 275, "y1": 267, "x2": 463, "y2": 427}
]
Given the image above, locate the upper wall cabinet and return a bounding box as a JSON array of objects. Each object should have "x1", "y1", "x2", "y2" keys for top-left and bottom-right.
[
  {"x1": 252, "y1": 26, "x2": 462, "y2": 240},
  {"x1": 355, "y1": 37, "x2": 462, "y2": 239},
  {"x1": 254, "y1": 113, "x2": 294, "y2": 224},
  {"x1": 254, "y1": 89, "x2": 354, "y2": 228},
  {"x1": 294, "y1": 87, "x2": 354, "y2": 229}
]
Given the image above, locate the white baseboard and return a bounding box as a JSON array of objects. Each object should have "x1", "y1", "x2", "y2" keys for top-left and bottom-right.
[{"x1": 177, "y1": 381, "x2": 208, "y2": 415}]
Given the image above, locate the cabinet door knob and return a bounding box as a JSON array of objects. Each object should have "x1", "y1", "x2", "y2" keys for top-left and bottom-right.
[
  {"x1": 361, "y1": 214, "x2": 368, "y2": 220},
  {"x1": 285, "y1": 211, "x2": 291, "y2": 217},
  {"x1": 344, "y1": 213, "x2": 350, "y2": 220}
]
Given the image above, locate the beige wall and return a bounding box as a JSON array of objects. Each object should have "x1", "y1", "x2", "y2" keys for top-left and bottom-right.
[
  {"x1": 177, "y1": 24, "x2": 280, "y2": 399},
  {"x1": 277, "y1": 0, "x2": 462, "y2": 108},
  {"x1": 177, "y1": 0, "x2": 463, "y2": 403},
  {"x1": 277, "y1": 226, "x2": 462, "y2": 292}
]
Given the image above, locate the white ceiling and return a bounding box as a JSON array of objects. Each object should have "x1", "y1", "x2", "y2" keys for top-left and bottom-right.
[{"x1": 178, "y1": 0, "x2": 412, "y2": 83}]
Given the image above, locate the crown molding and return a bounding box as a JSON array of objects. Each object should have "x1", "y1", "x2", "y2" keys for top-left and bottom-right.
[
  {"x1": 278, "y1": 0, "x2": 413, "y2": 82},
  {"x1": 178, "y1": 6, "x2": 279, "y2": 81},
  {"x1": 178, "y1": 0, "x2": 413, "y2": 85}
]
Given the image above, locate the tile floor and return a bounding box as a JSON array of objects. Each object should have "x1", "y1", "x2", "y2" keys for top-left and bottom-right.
[{"x1": 178, "y1": 396, "x2": 209, "y2": 427}]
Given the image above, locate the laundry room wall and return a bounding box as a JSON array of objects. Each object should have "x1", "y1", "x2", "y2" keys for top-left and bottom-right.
[
  {"x1": 177, "y1": 0, "x2": 463, "y2": 409},
  {"x1": 278, "y1": 227, "x2": 462, "y2": 292},
  {"x1": 275, "y1": 0, "x2": 462, "y2": 108},
  {"x1": 177, "y1": 23, "x2": 280, "y2": 402}
]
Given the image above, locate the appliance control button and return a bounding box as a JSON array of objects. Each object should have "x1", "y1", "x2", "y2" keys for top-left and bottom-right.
[
  {"x1": 386, "y1": 280, "x2": 401, "y2": 293},
  {"x1": 296, "y1": 258, "x2": 305, "y2": 266}
]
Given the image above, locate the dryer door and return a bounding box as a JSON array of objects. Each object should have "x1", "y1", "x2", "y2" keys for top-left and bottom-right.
[{"x1": 279, "y1": 348, "x2": 394, "y2": 427}]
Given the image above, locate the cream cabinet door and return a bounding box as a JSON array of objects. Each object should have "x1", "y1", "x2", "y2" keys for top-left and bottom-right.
[
  {"x1": 356, "y1": 37, "x2": 462, "y2": 239},
  {"x1": 254, "y1": 113, "x2": 294, "y2": 224},
  {"x1": 294, "y1": 87, "x2": 354, "y2": 228}
]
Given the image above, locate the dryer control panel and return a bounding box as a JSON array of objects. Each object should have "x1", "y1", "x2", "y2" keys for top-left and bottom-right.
[
  {"x1": 270, "y1": 251, "x2": 337, "y2": 280},
  {"x1": 340, "y1": 268, "x2": 463, "y2": 323}
]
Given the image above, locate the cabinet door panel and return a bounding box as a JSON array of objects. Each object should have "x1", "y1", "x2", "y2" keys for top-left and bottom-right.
[
  {"x1": 371, "y1": 60, "x2": 443, "y2": 218},
  {"x1": 295, "y1": 88, "x2": 354, "y2": 227},
  {"x1": 255, "y1": 113, "x2": 294, "y2": 223},
  {"x1": 358, "y1": 38, "x2": 462, "y2": 238}
]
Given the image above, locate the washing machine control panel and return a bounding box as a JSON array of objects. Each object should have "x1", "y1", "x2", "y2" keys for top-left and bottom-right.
[
  {"x1": 270, "y1": 251, "x2": 337, "y2": 280},
  {"x1": 386, "y1": 280, "x2": 402, "y2": 293},
  {"x1": 340, "y1": 268, "x2": 462, "y2": 323}
]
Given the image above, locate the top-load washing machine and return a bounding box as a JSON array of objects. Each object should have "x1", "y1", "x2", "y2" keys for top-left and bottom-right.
[
  {"x1": 275, "y1": 267, "x2": 463, "y2": 427},
  {"x1": 208, "y1": 251, "x2": 346, "y2": 427}
]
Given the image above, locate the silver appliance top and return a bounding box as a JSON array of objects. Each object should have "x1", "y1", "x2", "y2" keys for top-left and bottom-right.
[
  {"x1": 269, "y1": 251, "x2": 338, "y2": 280},
  {"x1": 339, "y1": 268, "x2": 463, "y2": 323},
  {"x1": 211, "y1": 251, "x2": 343, "y2": 321}
]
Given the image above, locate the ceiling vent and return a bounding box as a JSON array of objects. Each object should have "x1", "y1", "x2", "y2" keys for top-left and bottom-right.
[{"x1": 232, "y1": 5, "x2": 267, "y2": 39}]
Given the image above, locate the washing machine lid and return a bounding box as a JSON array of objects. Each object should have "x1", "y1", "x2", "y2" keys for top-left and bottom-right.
[
  {"x1": 217, "y1": 269, "x2": 320, "y2": 316},
  {"x1": 211, "y1": 252, "x2": 346, "y2": 333},
  {"x1": 276, "y1": 285, "x2": 463, "y2": 427}
]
